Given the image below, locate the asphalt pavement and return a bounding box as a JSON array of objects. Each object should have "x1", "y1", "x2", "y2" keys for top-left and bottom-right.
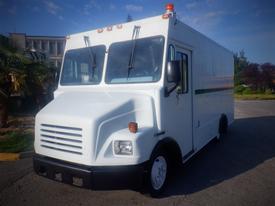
[{"x1": 1, "y1": 100, "x2": 275, "y2": 206}]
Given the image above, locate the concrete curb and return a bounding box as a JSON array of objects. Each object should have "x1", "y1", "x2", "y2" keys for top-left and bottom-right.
[
  {"x1": 0, "y1": 153, "x2": 20, "y2": 161},
  {"x1": 0, "y1": 151, "x2": 34, "y2": 161}
]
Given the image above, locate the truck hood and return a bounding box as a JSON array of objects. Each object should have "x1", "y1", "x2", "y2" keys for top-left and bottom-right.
[{"x1": 35, "y1": 91, "x2": 155, "y2": 165}]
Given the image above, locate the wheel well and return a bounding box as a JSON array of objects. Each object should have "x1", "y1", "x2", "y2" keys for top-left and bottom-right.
[{"x1": 151, "y1": 138, "x2": 182, "y2": 166}]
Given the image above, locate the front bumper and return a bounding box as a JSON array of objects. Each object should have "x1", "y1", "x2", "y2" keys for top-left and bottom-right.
[{"x1": 33, "y1": 154, "x2": 148, "y2": 189}]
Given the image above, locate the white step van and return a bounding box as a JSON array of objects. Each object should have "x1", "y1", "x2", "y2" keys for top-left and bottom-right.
[{"x1": 33, "y1": 4, "x2": 234, "y2": 196}]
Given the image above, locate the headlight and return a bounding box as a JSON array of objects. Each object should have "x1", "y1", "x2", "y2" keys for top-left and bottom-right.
[{"x1": 114, "y1": 141, "x2": 133, "y2": 155}]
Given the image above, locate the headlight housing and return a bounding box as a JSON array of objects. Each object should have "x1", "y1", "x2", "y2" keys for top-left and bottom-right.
[{"x1": 114, "y1": 141, "x2": 133, "y2": 155}]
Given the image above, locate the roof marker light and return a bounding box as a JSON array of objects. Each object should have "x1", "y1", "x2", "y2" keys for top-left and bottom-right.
[
  {"x1": 107, "y1": 26, "x2": 113, "y2": 31},
  {"x1": 97, "y1": 28, "x2": 103, "y2": 33},
  {"x1": 116, "y1": 24, "x2": 123, "y2": 29},
  {"x1": 162, "y1": 13, "x2": 171, "y2": 19}
]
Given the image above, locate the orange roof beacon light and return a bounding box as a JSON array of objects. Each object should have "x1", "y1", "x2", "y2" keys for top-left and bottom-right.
[
  {"x1": 166, "y1": 3, "x2": 174, "y2": 12},
  {"x1": 163, "y1": 3, "x2": 175, "y2": 19}
]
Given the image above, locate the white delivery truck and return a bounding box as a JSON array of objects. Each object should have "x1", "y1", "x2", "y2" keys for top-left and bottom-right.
[{"x1": 33, "y1": 4, "x2": 234, "y2": 196}]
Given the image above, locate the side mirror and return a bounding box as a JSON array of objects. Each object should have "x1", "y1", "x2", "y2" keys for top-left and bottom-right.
[
  {"x1": 165, "y1": 60, "x2": 181, "y2": 97},
  {"x1": 167, "y1": 61, "x2": 180, "y2": 84}
]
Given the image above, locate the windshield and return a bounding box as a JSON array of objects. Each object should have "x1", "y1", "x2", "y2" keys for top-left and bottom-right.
[
  {"x1": 60, "y1": 45, "x2": 105, "y2": 85},
  {"x1": 106, "y1": 36, "x2": 164, "y2": 84}
]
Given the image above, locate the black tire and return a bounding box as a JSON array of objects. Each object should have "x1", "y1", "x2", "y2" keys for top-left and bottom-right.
[
  {"x1": 147, "y1": 148, "x2": 169, "y2": 197},
  {"x1": 219, "y1": 114, "x2": 228, "y2": 135}
]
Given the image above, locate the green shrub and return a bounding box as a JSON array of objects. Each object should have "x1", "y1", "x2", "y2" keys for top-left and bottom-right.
[
  {"x1": 234, "y1": 85, "x2": 245, "y2": 94},
  {"x1": 255, "y1": 88, "x2": 263, "y2": 94},
  {"x1": 265, "y1": 89, "x2": 273, "y2": 95},
  {"x1": 0, "y1": 131, "x2": 33, "y2": 152},
  {"x1": 242, "y1": 87, "x2": 253, "y2": 95}
]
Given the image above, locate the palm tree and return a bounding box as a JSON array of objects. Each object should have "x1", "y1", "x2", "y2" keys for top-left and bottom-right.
[
  {"x1": 0, "y1": 35, "x2": 58, "y2": 127},
  {"x1": 25, "y1": 62, "x2": 57, "y2": 109},
  {"x1": 0, "y1": 36, "x2": 14, "y2": 127},
  {"x1": 0, "y1": 89, "x2": 8, "y2": 128}
]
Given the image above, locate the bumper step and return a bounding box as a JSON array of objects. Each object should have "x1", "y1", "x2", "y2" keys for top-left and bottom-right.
[{"x1": 33, "y1": 154, "x2": 147, "y2": 190}]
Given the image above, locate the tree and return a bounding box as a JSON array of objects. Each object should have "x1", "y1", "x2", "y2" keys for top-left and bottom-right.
[
  {"x1": 240, "y1": 62, "x2": 275, "y2": 92},
  {"x1": 0, "y1": 35, "x2": 58, "y2": 127},
  {"x1": 0, "y1": 35, "x2": 30, "y2": 127},
  {"x1": 234, "y1": 50, "x2": 249, "y2": 86},
  {"x1": 260, "y1": 63, "x2": 275, "y2": 91},
  {"x1": 240, "y1": 63, "x2": 260, "y2": 90},
  {"x1": 24, "y1": 62, "x2": 57, "y2": 109},
  {"x1": 0, "y1": 90, "x2": 8, "y2": 128}
]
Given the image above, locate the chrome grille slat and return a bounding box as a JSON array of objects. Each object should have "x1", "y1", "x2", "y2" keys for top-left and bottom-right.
[
  {"x1": 40, "y1": 131, "x2": 82, "y2": 141},
  {"x1": 40, "y1": 123, "x2": 83, "y2": 155},
  {"x1": 41, "y1": 141, "x2": 82, "y2": 153},
  {"x1": 41, "y1": 139, "x2": 82, "y2": 149},
  {"x1": 41, "y1": 145, "x2": 82, "y2": 155},
  {"x1": 41, "y1": 124, "x2": 82, "y2": 131},
  {"x1": 41, "y1": 134, "x2": 82, "y2": 143},
  {"x1": 40, "y1": 129, "x2": 82, "y2": 137}
]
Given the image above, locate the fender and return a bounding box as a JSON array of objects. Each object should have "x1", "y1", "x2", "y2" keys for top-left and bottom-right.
[{"x1": 150, "y1": 137, "x2": 183, "y2": 164}]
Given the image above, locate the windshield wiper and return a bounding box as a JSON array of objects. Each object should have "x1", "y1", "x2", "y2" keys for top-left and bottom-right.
[
  {"x1": 127, "y1": 26, "x2": 140, "y2": 79},
  {"x1": 84, "y1": 35, "x2": 96, "y2": 78}
]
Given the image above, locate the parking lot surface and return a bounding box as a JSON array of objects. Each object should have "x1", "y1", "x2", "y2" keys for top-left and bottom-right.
[{"x1": 1, "y1": 100, "x2": 275, "y2": 206}]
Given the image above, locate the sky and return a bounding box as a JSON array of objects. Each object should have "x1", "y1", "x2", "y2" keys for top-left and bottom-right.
[{"x1": 1, "y1": 0, "x2": 275, "y2": 64}]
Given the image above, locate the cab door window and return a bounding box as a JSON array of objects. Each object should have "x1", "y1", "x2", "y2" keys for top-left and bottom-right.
[{"x1": 176, "y1": 52, "x2": 188, "y2": 93}]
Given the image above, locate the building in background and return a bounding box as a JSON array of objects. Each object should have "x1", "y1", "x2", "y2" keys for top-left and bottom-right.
[{"x1": 9, "y1": 33, "x2": 66, "y2": 68}]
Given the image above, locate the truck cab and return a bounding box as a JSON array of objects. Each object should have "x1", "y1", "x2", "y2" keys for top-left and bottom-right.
[{"x1": 33, "y1": 4, "x2": 234, "y2": 197}]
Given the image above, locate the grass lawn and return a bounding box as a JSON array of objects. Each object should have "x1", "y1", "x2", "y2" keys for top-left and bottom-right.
[
  {"x1": 235, "y1": 94, "x2": 275, "y2": 100},
  {"x1": 0, "y1": 130, "x2": 34, "y2": 153}
]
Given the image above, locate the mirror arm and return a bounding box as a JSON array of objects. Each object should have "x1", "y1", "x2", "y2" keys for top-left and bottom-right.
[{"x1": 164, "y1": 84, "x2": 178, "y2": 97}]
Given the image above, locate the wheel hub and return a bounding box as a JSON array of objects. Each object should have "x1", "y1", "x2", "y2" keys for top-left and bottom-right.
[{"x1": 151, "y1": 156, "x2": 167, "y2": 190}]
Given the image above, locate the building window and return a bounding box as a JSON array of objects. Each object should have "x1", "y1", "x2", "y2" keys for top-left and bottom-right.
[
  {"x1": 26, "y1": 40, "x2": 31, "y2": 49},
  {"x1": 57, "y1": 42, "x2": 63, "y2": 55},
  {"x1": 49, "y1": 41, "x2": 55, "y2": 55},
  {"x1": 33, "y1": 41, "x2": 38, "y2": 50},
  {"x1": 42, "y1": 41, "x2": 46, "y2": 51},
  {"x1": 49, "y1": 60, "x2": 56, "y2": 67},
  {"x1": 57, "y1": 60, "x2": 62, "y2": 68}
]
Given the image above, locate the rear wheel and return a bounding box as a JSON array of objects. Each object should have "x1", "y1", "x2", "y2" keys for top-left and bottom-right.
[{"x1": 148, "y1": 150, "x2": 169, "y2": 197}]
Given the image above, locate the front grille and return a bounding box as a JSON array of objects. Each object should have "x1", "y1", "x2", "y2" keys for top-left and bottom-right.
[{"x1": 40, "y1": 124, "x2": 83, "y2": 155}]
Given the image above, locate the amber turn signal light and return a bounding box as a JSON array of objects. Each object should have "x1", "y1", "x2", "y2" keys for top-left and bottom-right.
[{"x1": 128, "y1": 122, "x2": 138, "y2": 133}]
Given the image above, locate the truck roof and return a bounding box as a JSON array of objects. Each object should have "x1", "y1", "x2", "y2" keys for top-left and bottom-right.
[
  {"x1": 65, "y1": 15, "x2": 169, "y2": 51},
  {"x1": 65, "y1": 13, "x2": 231, "y2": 55}
]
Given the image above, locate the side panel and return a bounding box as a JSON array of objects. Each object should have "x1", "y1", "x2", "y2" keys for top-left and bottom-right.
[
  {"x1": 168, "y1": 18, "x2": 234, "y2": 154},
  {"x1": 161, "y1": 42, "x2": 193, "y2": 158}
]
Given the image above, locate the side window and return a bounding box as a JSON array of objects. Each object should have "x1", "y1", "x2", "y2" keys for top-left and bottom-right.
[
  {"x1": 168, "y1": 44, "x2": 175, "y2": 61},
  {"x1": 176, "y1": 52, "x2": 188, "y2": 93}
]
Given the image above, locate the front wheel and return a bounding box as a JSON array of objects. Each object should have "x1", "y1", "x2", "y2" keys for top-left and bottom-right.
[{"x1": 148, "y1": 150, "x2": 169, "y2": 197}]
